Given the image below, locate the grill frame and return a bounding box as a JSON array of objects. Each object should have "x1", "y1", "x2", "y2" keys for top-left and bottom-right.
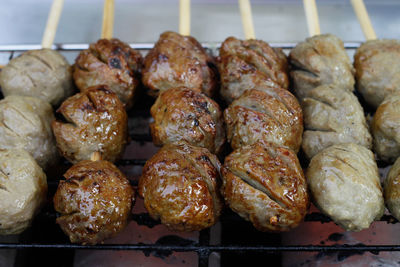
[{"x1": 0, "y1": 42, "x2": 398, "y2": 267}]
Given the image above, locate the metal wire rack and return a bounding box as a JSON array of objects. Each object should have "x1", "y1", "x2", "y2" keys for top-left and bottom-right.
[{"x1": 0, "y1": 42, "x2": 399, "y2": 267}]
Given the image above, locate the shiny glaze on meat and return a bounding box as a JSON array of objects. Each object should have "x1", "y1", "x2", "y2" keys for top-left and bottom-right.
[
  {"x1": 289, "y1": 34, "x2": 355, "y2": 101},
  {"x1": 142, "y1": 31, "x2": 218, "y2": 97},
  {"x1": 139, "y1": 142, "x2": 223, "y2": 231},
  {"x1": 54, "y1": 160, "x2": 134, "y2": 245},
  {"x1": 222, "y1": 143, "x2": 309, "y2": 232},
  {"x1": 354, "y1": 39, "x2": 400, "y2": 108},
  {"x1": 218, "y1": 37, "x2": 289, "y2": 103},
  {"x1": 52, "y1": 86, "x2": 128, "y2": 164},
  {"x1": 73, "y1": 38, "x2": 143, "y2": 108},
  {"x1": 150, "y1": 87, "x2": 225, "y2": 154},
  {"x1": 224, "y1": 88, "x2": 303, "y2": 152}
]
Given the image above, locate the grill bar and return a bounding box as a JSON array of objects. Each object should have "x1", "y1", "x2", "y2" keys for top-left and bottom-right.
[{"x1": 1, "y1": 243, "x2": 398, "y2": 252}]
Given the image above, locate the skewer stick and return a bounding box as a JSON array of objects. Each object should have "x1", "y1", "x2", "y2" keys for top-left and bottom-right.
[
  {"x1": 303, "y1": 0, "x2": 320, "y2": 37},
  {"x1": 41, "y1": 0, "x2": 65, "y2": 49},
  {"x1": 238, "y1": 0, "x2": 255, "y2": 40},
  {"x1": 90, "y1": 152, "x2": 102, "y2": 161},
  {"x1": 350, "y1": 0, "x2": 376, "y2": 40},
  {"x1": 179, "y1": 0, "x2": 191, "y2": 36},
  {"x1": 101, "y1": 0, "x2": 115, "y2": 39}
]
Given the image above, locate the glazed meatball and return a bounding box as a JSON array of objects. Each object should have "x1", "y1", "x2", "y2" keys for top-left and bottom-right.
[
  {"x1": 302, "y1": 84, "x2": 372, "y2": 159},
  {"x1": 289, "y1": 34, "x2": 355, "y2": 100},
  {"x1": 218, "y1": 36, "x2": 289, "y2": 103},
  {"x1": 0, "y1": 149, "x2": 47, "y2": 235},
  {"x1": 384, "y1": 157, "x2": 400, "y2": 221},
  {"x1": 142, "y1": 31, "x2": 217, "y2": 97},
  {"x1": 221, "y1": 143, "x2": 309, "y2": 232},
  {"x1": 224, "y1": 87, "x2": 303, "y2": 152},
  {"x1": 150, "y1": 87, "x2": 225, "y2": 154},
  {"x1": 52, "y1": 85, "x2": 128, "y2": 164},
  {"x1": 0, "y1": 95, "x2": 58, "y2": 169},
  {"x1": 139, "y1": 143, "x2": 223, "y2": 231},
  {"x1": 307, "y1": 143, "x2": 384, "y2": 231},
  {"x1": 354, "y1": 39, "x2": 400, "y2": 108},
  {"x1": 54, "y1": 160, "x2": 134, "y2": 245},
  {"x1": 73, "y1": 38, "x2": 143, "y2": 108},
  {"x1": 371, "y1": 92, "x2": 400, "y2": 162},
  {"x1": 0, "y1": 49, "x2": 73, "y2": 106}
]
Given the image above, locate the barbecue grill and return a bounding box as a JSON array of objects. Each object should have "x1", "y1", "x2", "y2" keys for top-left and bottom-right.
[{"x1": 0, "y1": 42, "x2": 399, "y2": 267}]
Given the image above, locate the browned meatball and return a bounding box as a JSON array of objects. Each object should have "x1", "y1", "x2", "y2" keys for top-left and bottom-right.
[
  {"x1": 222, "y1": 143, "x2": 309, "y2": 232},
  {"x1": 52, "y1": 86, "x2": 128, "y2": 164},
  {"x1": 142, "y1": 31, "x2": 218, "y2": 97},
  {"x1": 224, "y1": 87, "x2": 303, "y2": 152},
  {"x1": 139, "y1": 142, "x2": 223, "y2": 231},
  {"x1": 218, "y1": 37, "x2": 289, "y2": 103},
  {"x1": 150, "y1": 87, "x2": 225, "y2": 154},
  {"x1": 73, "y1": 38, "x2": 143, "y2": 108},
  {"x1": 54, "y1": 160, "x2": 134, "y2": 245}
]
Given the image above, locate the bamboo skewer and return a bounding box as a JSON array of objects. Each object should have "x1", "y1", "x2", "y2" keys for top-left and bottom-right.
[
  {"x1": 303, "y1": 0, "x2": 320, "y2": 37},
  {"x1": 101, "y1": 0, "x2": 115, "y2": 39},
  {"x1": 238, "y1": 0, "x2": 255, "y2": 40},
  {"x1": 179, "y1": 0, "x2": 191, "y2": 36},
  {"x1": 41, "y1": 0, "x2": 65, "y2": 49},
  {"x1": 350, "y1": 0, "x2": 377, "y2": 40},
  {"x1": 90, "y1": 151, "x2": 102, "y2": 161}
]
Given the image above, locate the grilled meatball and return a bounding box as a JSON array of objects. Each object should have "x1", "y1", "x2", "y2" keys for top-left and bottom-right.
[
  {"x1": 139, "y1": 143, "x2": 223, "y2": 231},
  {"x1": 289, "y1": 34, "x2": 355, "y2": 100},
  {"x1": 224, "y1": 87, "x2": 303, "y2": 152},
  {"x1": 371, "y1": 92, "x2": 400, "y2": 162},
  {"x1": 142, "y1": 31, "x2": 217, "y2": 97},
  {"x1": 222, "y1": 143, "x2": 309, "y2": 232},
  {"x1": 0, "y1": 96, "x2": 58, "y2": 169},
  {"x1": 384, "y1": 157, "x2": 400, "y2": 221},
  {"x1": 354, "y1": 39, "x2": 400, "y2": 108},
  {"x1": 150, "y1": 87, "x2": 225, "y2": 154},
  {"x1": 0, "y1": 49, "x2": 73, "y2": 106},
  {"x1": 52, "y1": 86, "x2": 128, "y2": 164},
  {"x1": 302, "y1": 84, "x2": 372, "y2": 159},
  {"x1": 0, "y1": 149, "x2": 47, "y2": 235},
  {"x1": 54, "y1": 160, "x2": 134, "y2": 245},
  {"x1": 73, "y1": 38, "x2": 143, "y2": 108},
  {"x1": 218, "y1": 37, "x2": 289, "y2": 103},
  {"x1": 307, "y1": 143, "x2": 384, "y2": 231}
]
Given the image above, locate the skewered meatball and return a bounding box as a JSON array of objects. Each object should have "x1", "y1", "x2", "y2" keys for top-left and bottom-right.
[
  {"x1": 302, "y1": 84, "x2": 372, "y2": 159},
  {"x1": 218, "y1": 36, "x2": 289, "y2": 103},
  {"x1": 142, "y1": 31, "x2": 218, "y2": 97},
  {"x1": 306, "y1": 143, "x2": 384, "y2": 231},
  {"x1": 354, "y1": 39, "x2": 400, "y2": 108},
  {"x1": 384, "y1": 157, "x2": 400, "y2": 221},
  {"x1": 0, "y1": 149, "x2": 47, "y2": 235},
  {"x1": 221, "y1": 143, "x2": 309, "y2": 232},
  {"x1": 150, "y1": 87, "x2": 225, "y2": 154},
  {"x1": 52, "y1": 85, "x2": 128, "y2": 164},
  {"x1": 289, "y1": 34, "x2": 355, "y2": 100},
  {"x1": 0, "y1": 95, "x2": 58, "y2": 169},
  {"x1": 54, "y1": 160, "x2": 134, "y2": 245},
  {"x1": 0, "y1": 49, "x2": 73, "y2": 106},
  {"x1": 73, "y1": 38, "x2": 143, "y2": 108},
  {"x1": 139, "y1": 142, "x2": 223, "y2": 231},
  {"x1": 371, "y1": 92, "x2": 400, "y2": 162},
  {"x1": 224, "y1": 87, "x2": 303, "y2": 152}
]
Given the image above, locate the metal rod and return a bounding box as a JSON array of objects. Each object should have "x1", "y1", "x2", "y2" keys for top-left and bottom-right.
[{"x1": 0, "y1": 42, "x2": 363, "y2": 52}]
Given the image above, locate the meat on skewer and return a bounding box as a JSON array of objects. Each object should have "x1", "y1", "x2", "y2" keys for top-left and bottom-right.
[
  {"x1": 142, "y1": 31, "x2": 218, "y2": 98},
  {"x1": 73, "y1": 38, "x2": 143, "y2": 109}
]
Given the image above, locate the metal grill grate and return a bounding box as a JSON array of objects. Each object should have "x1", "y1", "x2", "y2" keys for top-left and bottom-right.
[{"x1": 0, "y1": 43, "x2": 398, "y2": 267}]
